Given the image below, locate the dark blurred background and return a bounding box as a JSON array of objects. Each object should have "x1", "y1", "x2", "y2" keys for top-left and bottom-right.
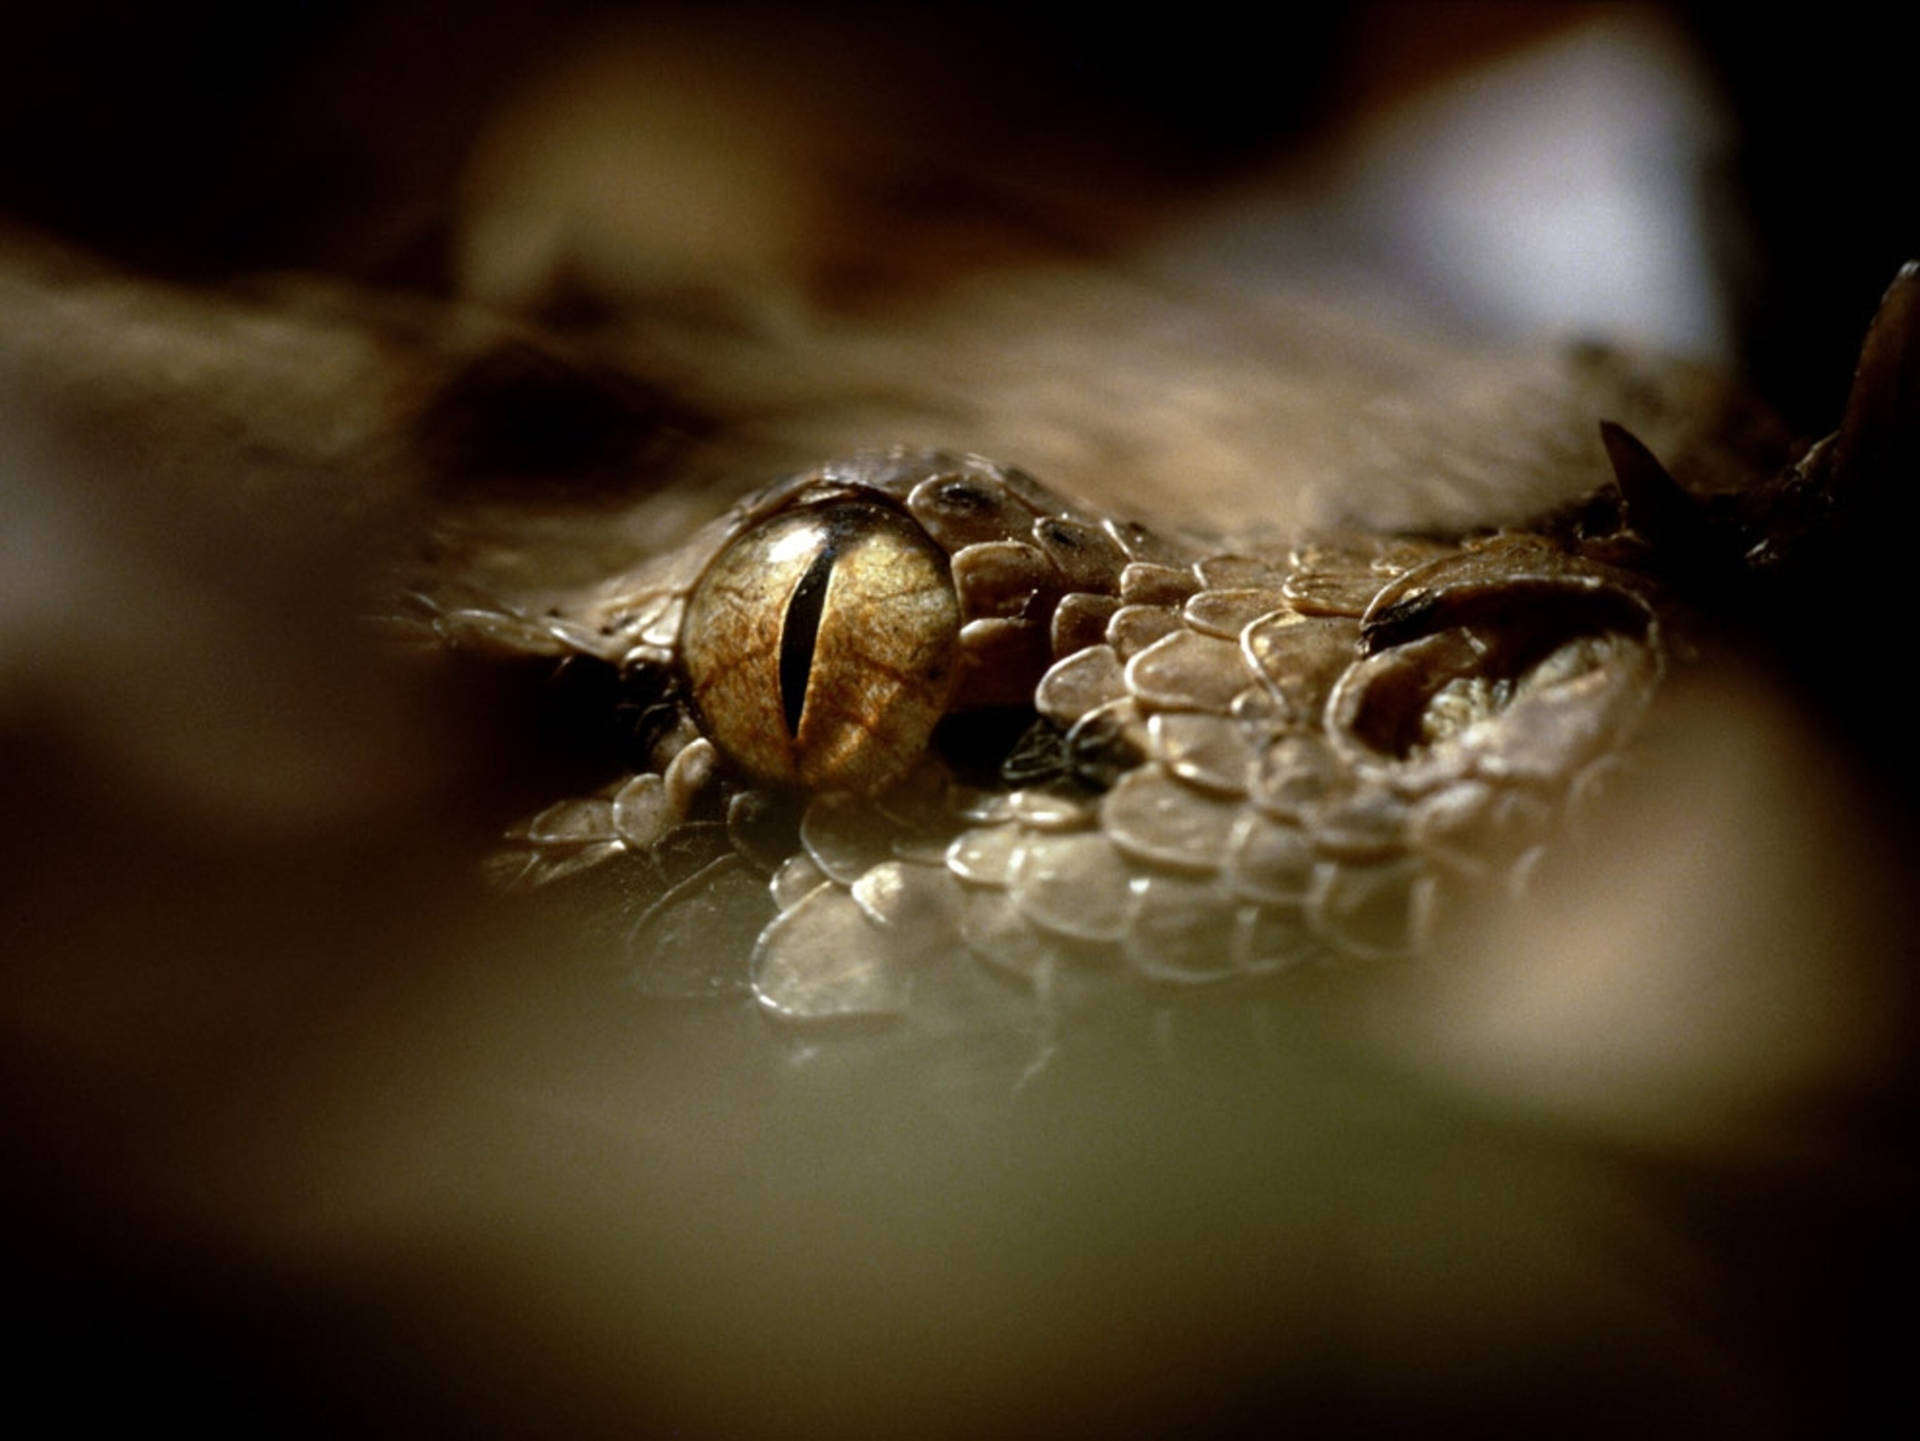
[{"x1": 2, "y1": 2, "x2": 1911, "y2": 429}]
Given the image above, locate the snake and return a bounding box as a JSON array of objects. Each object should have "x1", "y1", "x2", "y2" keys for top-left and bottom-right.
[{"x1": 418, "y1": 263, "x2": 1917, "y2": 1034}]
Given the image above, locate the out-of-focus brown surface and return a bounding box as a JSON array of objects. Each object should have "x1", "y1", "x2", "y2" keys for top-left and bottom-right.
[{"x1": 3, "y1": 6, "x2": 1914, "y2": 1437}]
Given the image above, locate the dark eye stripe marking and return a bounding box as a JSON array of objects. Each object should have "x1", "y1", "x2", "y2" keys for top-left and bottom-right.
[{"x1": 779, "y1": 541, "x2": 838, "y2": 738}]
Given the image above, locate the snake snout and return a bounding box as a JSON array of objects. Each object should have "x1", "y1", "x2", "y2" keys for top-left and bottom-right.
[{"x1": 1336, "y1": 541, "x2": 1661, "y2": 785}]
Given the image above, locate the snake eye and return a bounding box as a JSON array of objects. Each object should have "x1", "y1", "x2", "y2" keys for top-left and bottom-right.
[{"x1": 681, "y1": 501, "x2": 961, "y2": 792}]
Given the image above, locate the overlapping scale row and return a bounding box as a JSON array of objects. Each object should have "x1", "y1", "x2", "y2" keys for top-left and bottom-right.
[
  {"x1": 475, "y1": 448, "x2": 1668, "y2": 1025},
  {"x1": 750, "y1": 483, "x2": 1666, "y2": 1020}
]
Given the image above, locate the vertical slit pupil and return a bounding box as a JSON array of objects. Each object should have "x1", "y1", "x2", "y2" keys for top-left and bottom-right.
[{"x1": 780, "y1": 542, "x2": 838, "y2": 739}]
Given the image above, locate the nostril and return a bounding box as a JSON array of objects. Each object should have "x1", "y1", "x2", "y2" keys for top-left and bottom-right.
[{"x1": 1330, "y1": 620, "x2": 1660, "y2": 791}]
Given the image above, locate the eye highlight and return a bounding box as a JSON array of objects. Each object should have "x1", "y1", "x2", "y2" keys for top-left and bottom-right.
[{"x1": 681, "y1": 501, "x2": 961, "y2": 792}]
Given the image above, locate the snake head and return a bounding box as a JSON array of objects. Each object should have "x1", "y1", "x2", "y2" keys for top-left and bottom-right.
[{"x1": 463, "y1": 268, "x2": 1920, "y2": 1033}]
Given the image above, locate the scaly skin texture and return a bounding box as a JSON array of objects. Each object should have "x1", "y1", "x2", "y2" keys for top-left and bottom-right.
[
  {"x1": 442, "y1": 447, "x2": 1676, "y2": 1022},
  {"x1": 419, "y1": 262, "x2": 1917, "y2": 1036}
]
